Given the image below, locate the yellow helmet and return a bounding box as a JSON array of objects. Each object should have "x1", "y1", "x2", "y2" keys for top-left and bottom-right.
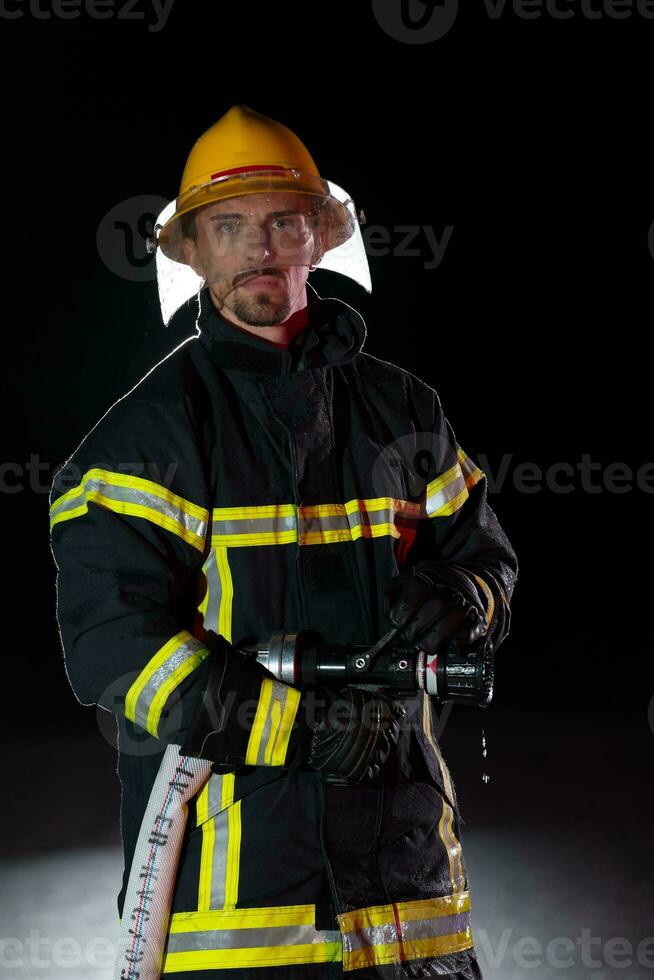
[{"x1": 157, "y1": 105, "x2": 354, "y2": 265}]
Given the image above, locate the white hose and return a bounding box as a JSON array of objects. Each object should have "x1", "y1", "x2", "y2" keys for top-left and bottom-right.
[{"x1": 113, "y1": 744, "x2": 211, "y2": 979}]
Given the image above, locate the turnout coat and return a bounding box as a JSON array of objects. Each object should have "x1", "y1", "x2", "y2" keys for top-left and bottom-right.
[{"x1": 48, "y1": 283, "x2": 518, "y2": 979}]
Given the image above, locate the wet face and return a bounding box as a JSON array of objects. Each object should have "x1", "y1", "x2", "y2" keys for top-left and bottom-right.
[{"x1": 179, "y1": 192, "x2": 324, "y2": 327}]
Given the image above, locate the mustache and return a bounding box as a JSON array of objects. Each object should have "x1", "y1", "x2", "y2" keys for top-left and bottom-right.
[{"x1": 234, "y1": 268, "x2": 286, "y2": 287}]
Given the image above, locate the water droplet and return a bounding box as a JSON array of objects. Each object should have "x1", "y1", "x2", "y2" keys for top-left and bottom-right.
[{"x1": 481, "y1": 727, "x2": 490, "y2": 783}]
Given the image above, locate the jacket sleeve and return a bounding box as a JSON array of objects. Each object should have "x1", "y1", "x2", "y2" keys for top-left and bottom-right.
[
  {"x1": 49, "y1": 389, "x2": 312, "y2": 766},
  {"x1": 48, "y1": 392, "x2": 218, "y2": 745},
  {"x1": 408, "y1": 387, "x2": 519, "y2": 654}
]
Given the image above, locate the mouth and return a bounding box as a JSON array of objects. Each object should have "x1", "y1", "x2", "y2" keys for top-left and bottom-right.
[{"x1": 238, "y1": 270, "x2": 287, "y2": 290}]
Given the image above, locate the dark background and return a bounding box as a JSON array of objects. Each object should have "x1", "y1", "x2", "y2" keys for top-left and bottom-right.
[{"x1": 3, "y1": 3, "x2": 653, "y2": 977}]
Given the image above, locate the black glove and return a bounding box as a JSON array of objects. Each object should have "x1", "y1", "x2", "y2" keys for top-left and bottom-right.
[
  {"x1": 383, "y1": 560, "x2": 489, "y2": 657},
  {"x1": 178, "y1": 632, "x2": 289, "y2": 767},
  {"x1": 305, "y1": 686, "x2": 406, "y2": 784},
  {"x1": 179, "y1": 632, "x2": 405, "y2": 784}
]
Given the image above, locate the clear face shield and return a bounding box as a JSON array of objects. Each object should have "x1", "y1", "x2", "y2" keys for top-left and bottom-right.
[{"x1": 149, "y1": 170, "x2": 371, "y2": 326}]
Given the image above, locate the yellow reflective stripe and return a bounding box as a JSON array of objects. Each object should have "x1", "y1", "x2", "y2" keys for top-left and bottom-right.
[
  {"x1": 340, "y1": 892, "x2": 471, "y2": 932},
  {"x1": 246, "y1": 679, "x2": 274, "y2": 766},
  {"x1": 170, "y1": 904, "x2": 320, "y2": 931},
  {"x1": 268, "y1": 686, "x2": 300, "y2": 765},
  {"x1": 246, "y1": 678, "x2": 302, "y2": 767},
  {"x1": 214, "y1": 546, "x2": 233, "y2": 642},
  {"x1": 300, "y1": 523, "x2": 400, "y2": 545},
  {"x1": 458, "y1": 447, "x2": 484, "y2": 487},
  {"x1": 163, "y1": 905, "x2": 342, "y2": 972},
  {"x1": 197, "y1": 781, "x2": 214, "y2": 912},
  {"x1": 49, "y1": 466, "x2": 208, "y2": 551},
  {"x1": 342, "y1": 932, "x2": 473, "y2": 972},
  {"x1": 198, "y1": 773, "x2": 237, "y2": 912},
  {"x1": 422, "y1": 693, "x2": 465, "y2": 892},
  {"x1": 124, "y1": 630, "x2": 210, "y2": 737},
  {"x1": 162, "y1": 942, "x2": 342, "y2": 972},
  {"x1": 349, "y1": 496, "x2": 420, "y2": 516},
  {"x1": 425, "y1": 448, "x2": 485, "y2": 519},
  {"x1": 426, "y1": 459, "x2": 462, "y2": 496},
  {"x1": 472, "y1": 573, "x2": 495, "y2": 628},
  {"x1": 338, "y1": 893, "x2": 473, "y2": 972},
  {"x1": 212, "y1": 530, "x2": 298, "y2": 547},
  {"x1": 213, "y1": 503, "x2": 297, "y2": 520},
  {"x1": 210, "y1": 497, "x2": 421, "y2": 548},
  {"x1": 148, "y1": 653, "x2": 203, "y2": 736},
  {"x1": 51, "y1": 468, "x2": 206, "y2": 519}
]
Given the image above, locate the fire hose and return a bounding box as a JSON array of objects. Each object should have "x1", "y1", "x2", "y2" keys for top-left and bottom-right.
[{"x1": 113, "y1": 626, "x2": 494, "y2": 978}]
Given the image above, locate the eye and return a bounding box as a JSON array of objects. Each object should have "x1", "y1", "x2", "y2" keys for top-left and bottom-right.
[{"x1": 216, "y1": 220, "x2": 239, "y2": 234}]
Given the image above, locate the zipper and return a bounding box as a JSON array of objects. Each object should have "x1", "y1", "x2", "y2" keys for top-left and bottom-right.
[
  {"x1": 258, "y1": 381, "x2": 309, "y2": 631},
  {"x1": 323, "y1": 369, "x2": 376, "y2": 645},
  {"x1": 287, "y1": 426, "x2": 309, "y2": 631}
]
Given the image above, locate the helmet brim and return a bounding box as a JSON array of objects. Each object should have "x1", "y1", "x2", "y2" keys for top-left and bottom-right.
[{"x1": 158, "y1": 169, "x2": 354, "y2": 266}]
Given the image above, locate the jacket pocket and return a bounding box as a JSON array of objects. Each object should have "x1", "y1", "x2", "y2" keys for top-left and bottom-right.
[{"x1": 190, "y1": 764, "x2": 286, "y2": 832}]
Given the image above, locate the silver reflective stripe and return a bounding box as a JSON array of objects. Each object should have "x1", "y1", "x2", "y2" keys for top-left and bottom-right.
[
  {"x1": 196, "y1": 771, "x2": 240, "y2": 913},
  {"x1": 166, "y1": 923, "x2": 342, "y2": 954},
  {"x1": 205, "y1": 771, "x2": 226, "y2": 818},
  {"x1": 128, "y1": 632, "x2": 209, "y2": 736},
  {"x1": 249, "y1": 678, "x2": 299, "y2": 766},
  {"x1": 213, "y1": 514, "x2": 297, "y2": 537},
  {"x1": 301, "y1": 507, "x2": 395, "y2": 536},
  {"x1": 212, "y1": 501, "x2": 418, "y2": 543},
  {"x1": 201, "y1": 549, "x2": 223, "y2": 634},
  {"x1": 208, "y1": 811, "x2": 230, "y2": 909},
  {"x1": 425, "y1": 468, "x2": 467, "y2": 517},
  {"x1": 51, "y1": 471, "x2": 208, "y2": 543},
  {"x1": 342, "y1": 910, "x2": 471, "y2": 952}
]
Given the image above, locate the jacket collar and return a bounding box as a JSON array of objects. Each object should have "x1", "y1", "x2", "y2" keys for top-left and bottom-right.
[{"x1": 196, "y1": 281, "x2": 367, "y2": 375}]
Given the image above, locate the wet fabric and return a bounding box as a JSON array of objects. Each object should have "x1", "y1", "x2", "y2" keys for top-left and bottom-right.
[{"x1": 49, "y1": 282, "x2": 518, "y2": 978}]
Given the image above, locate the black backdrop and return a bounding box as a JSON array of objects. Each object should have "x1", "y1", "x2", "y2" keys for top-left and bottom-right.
[
  {"x1": 4, "y1": 3, "x2": 654, "y2": 974},
  {"x1": 2, "y1": 0, "x2": 653, "y2": 815},
  {"x1": 9, "y1": 4, "x2": 652, "y2": 717}
]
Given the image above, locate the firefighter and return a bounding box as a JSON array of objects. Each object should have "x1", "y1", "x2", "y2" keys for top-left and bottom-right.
[{"x1": 49, "y1": 105, "x2": 518, "y2": 980}]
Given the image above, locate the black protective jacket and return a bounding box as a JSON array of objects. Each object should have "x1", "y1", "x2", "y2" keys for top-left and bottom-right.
[{"x1": 49, "y1": 283, "x2": 518, "y2": 980}]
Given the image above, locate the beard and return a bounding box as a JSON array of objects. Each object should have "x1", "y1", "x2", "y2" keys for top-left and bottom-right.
[{"x1": 230, "y1": 289, "x2": 292, "y2": 327}]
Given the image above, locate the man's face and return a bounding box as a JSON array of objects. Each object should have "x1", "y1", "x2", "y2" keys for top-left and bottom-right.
[{"x1": 179, "y1": 191, "x2": 324, "y2": 327}]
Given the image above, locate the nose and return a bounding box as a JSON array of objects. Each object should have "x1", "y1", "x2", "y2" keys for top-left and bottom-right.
[{"x1": 243, "y1": 221, "x2": 275, "y2": 266}]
